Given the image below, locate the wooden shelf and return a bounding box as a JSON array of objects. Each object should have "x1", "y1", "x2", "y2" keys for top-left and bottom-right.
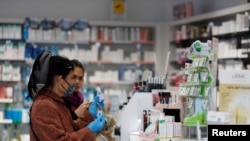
[{"x1": 131, "y1": 61, "x2": 155, "y2": 65}]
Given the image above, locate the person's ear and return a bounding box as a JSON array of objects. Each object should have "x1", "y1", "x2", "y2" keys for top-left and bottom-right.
[{"x1": 57, "y1": 75, "x2": 64, "y2": 83}]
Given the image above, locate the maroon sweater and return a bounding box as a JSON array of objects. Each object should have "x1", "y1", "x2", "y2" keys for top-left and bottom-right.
[{"x1": 30, "y1": 89, "x2": 95, "y2": 141}]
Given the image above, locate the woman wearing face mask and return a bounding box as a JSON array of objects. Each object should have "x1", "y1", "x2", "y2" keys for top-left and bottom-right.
[
  {"x1": 28, "y1": 51, "x2": 105, "y2": 141},
  {"x1": 63, "y1": 59, "x2": 87, "y2": 120},
  {"x1": 64, "y1": 59, "x2": 105, "y2": 120}
]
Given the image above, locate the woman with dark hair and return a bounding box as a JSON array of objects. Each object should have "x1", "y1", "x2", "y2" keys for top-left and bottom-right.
[
  {"x1": 63, "y1": 59, "x2": 86, "y2": 120},
  {"x1": 64, "y1": 59, "x2": 105, "y2": 120},
  {"x1": 28, "y1": 51, "x2": 105, "y2": 141}
]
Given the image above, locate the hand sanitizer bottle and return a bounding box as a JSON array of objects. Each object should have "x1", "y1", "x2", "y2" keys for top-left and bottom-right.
[{"x1": 158, "y1": 113, "x2": 167, "y2": 138}]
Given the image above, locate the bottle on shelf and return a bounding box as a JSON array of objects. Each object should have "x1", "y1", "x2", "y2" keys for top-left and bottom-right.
[
  {"x1": 142, "y1": 110, "x2": 148, "y2": 132},
  {"x1": 1, "y1": 124, "x2": 10, "y2": 141},
  {"x1": 142, "y1": 81, "x2": 148, "y2": 92},
  {"x1": 4, "y1": 103, "x2": 12, "y2": 120},
  {"x1": 10, "y1": 124, "x2": 21, "y2": 141},
  {"x1": 133, "y1": 82, "x2": 139, "y2": 94},
  {"x1": 138, "y1": 81, "x2": 144, "y2": 92},
  {"x1": 158, "y1": 112, "x2": 167, "y2": 137}
]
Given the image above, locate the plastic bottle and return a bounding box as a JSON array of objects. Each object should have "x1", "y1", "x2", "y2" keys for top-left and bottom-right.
[
  {"x1": 4, "y1": 103, "x2": 12, "y2": 120},
  {"x1": 22, "y1": 26, "x2": 28, "y2": 40},
  {"x1": 1, "y1": 124, "x2": 10, "y2": 141},
  {"x1": 158, "y1": 112, "x2": 167, "y2": 137},
  {"x1": 142, "y1": 110, "x2": 148, "y2": 132},
  {"x1": 10, "y1": 125, "x2": 21, "y2": 141},
  {"x1": 133, "y1": 82, "x2": 139, "y2": 94},
  {"x1": 142, "y1": 81, "x2": 148, "y2": 92},
  {"x1": 138, "y1": 81, "x2": 144, "y2": 92},
  {"x1": 10, "y1": 132, "x2": 18, "y2": 141}
]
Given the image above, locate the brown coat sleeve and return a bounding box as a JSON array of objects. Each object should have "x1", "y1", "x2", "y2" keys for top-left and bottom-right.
[
  {"x1": 32, "y1": 127, "x2": 95, "y2": 141},
  {"x1": 73, "y1": 110, "x2": 94, "y2": 130},
  {"x1": 30, "y1": 99, "x2": 95, "y2": 141}
]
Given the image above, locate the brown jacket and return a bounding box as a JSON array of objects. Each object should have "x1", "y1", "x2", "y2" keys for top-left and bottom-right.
[{"x1": 30, "y1": 89, "x2": 95, "y2": 141}]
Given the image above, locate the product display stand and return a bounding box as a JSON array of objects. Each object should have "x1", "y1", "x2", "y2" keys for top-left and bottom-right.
[{"x1": 177, "y1": 38, "x2": 218, "y2": 140}]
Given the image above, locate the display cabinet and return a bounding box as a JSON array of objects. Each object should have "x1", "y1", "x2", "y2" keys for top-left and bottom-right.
[{"x1": 167, "y1": 3, "x2": 250, "y2": 87}]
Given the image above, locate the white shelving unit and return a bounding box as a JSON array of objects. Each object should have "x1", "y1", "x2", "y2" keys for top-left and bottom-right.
[
  {"x1": 0, "y1": 119, "x2": 13, "y2": 124},
  {"x1": 0, "y1": 99, "x2": 13, "y2": 103},
  {"x1": 168, "y1": 3, "x2": 250, "y2": 26},
  {"x1": 166, "y1": 3, "x2": 250, "y2": 87},
  {"x1": 21, "y1": 19, "x2": 159, "y2": 88},
  {"x1": 26, "y1": 39, "x2": 89, "y2": 45},
  {"x1": 0, "y1": 18, "x2": 162, "y2": 95}
]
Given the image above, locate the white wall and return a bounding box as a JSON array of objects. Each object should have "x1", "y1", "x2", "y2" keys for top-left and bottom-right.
[
  {"x1": 0, "y1": 0, "x2": 247, "y2": 21},
  {"x1": 199, "y1": 0, "x2": 248, "y2": 14},
  {"x1": 163, "y1": 0, "x2": 247, "y2": 21},
  {"x1": 0, "y1": 0, "x2": 113, "y2": 20},
  {"x1": 0, "y1": 0, "x2": 166, "y2": 21}
]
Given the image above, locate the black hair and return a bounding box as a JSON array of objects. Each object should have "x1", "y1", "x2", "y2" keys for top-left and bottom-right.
[
  {"x1": 71, "y1": 59, "x2": 84, "y2": 72},
  {"x1": 28, "y1": 53, "x2": 74, "y2": 99},
  {"x1": 45, "y1": 56, "x2": 74, "y2": 87}
]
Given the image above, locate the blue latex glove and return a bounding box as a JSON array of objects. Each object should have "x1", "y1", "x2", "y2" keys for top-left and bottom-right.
[
  {"x1": 89, "y1": 102, "x2": 97, "y2": 118},
  {"x1": 94, "y1": 95, "x2": 105, "y2": 110},
  {"x1": 87, "y1": 113, "x2": 105, "y2": 132}
]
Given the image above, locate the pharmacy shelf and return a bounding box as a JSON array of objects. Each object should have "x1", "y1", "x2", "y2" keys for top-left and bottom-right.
[
  {"x1": 0, "y1": 18, "x2": 159, "y2": 101},
  {"x1": 0, "y1": 119, "x2": 13, "y2": 124},
  {"x1": 91, "y1": 40, "x2": 154, "y2": 45},
  {"x1": 90, "y1": 81, "x2": 133, "y2": 85},
  {"x1": 26, "y1": 40, "x2": 89, "y2": 45},
  {"x1": 0, "y1": 59, "x2": 26, "y2": 62},
  {"x1": 168, "y1": 3, "x2": 250, "y2": 26},
  {"x1": 171, "y1": 30, "x2": 250, "y2": 47},
  {"x1": 0, "y1": 39, "x2": 24, "y2": 41},
  {"x1": 167, "y1": 3, "x2": 250, "y2": 75},
  {"x1": 0, "y1": 18, "x2": 160, "y2": 27},
  {"x1": 0, "y1": 98, "x2": 13, "y2": 103},
  {"x1": 90, "y1": 61, "x2": 155, "y2": 65},
  {"x1": 89, "y1": 20, "x2": 159, "y2": 27}
]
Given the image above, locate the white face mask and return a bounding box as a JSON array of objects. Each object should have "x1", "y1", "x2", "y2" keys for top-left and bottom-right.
[{"x1": 62, "y1": 79, "x2": 76, "y2": 97}]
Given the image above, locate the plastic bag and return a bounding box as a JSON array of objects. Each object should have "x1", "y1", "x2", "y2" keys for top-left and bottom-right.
[{"x1": 95, "y1": 114, "x2": 115, "y2": 141}]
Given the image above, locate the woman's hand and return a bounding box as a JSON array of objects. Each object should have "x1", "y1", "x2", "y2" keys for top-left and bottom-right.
[
  {"x1": 74, "y1": 102, "x2": 91, "y2": 117},
  {"x1": 87, "y1": 113, "x2": 105, "y2": 132}
]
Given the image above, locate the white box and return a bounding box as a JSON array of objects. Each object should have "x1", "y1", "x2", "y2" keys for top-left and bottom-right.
[{"x1": 207, "y1": 111, "x2": 230, "y2": 124}]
